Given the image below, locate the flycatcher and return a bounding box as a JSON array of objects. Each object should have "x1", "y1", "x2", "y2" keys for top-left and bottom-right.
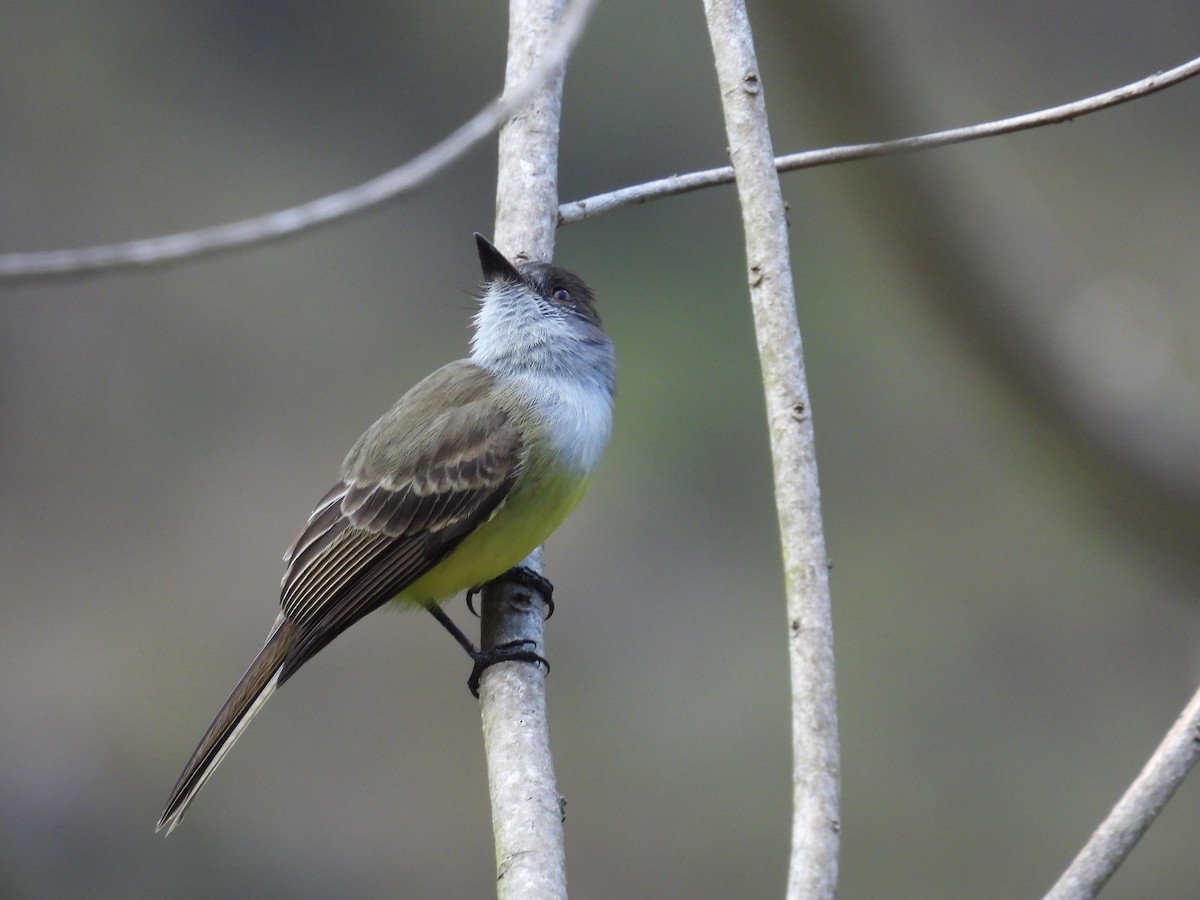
[{"x1": 157, "y1": 235, "x2": 615, "y2": 834}]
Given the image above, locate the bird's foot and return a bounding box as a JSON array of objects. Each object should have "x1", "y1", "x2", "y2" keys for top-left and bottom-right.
[
  {"x1": 467, "y1": 640, "x2": 550, "y2": 698},
  {"x1": 465, "y1": 566, "x2": 555, "y2": 618},
  {"x1": 426, "y1": 605, "x2": 551, "y2": 698}
]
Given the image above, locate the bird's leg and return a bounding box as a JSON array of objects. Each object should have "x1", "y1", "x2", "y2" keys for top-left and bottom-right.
[
  {"x1": 425, "y1": 602, "x2": 550, "y2": 699},
  {"x1": 426, "y1": 604, "x2": 479, "y2": 656}
]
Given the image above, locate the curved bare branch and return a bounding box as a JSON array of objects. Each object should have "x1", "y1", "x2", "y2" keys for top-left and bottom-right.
[
  {"x1": 559, "y1": 54, "x2": 1200, "y2": 223},
  {"x1": 0, "y1": 0, "x2": 597, "y2": 282}
]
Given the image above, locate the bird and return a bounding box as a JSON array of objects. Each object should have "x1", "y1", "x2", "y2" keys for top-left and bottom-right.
[{"x1": 157, "y1": 234, "x2": 615, "y2": 834}]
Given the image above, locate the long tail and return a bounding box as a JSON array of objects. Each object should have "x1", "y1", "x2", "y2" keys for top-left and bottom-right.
[{"x1": 157, "y1": 618, "x2": 299, "y2": 835}]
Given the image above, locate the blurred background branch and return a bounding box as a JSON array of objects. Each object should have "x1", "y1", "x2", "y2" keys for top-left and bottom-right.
[{"x1": 766, "y1": 2, "x2": 1200, "y2": 552}]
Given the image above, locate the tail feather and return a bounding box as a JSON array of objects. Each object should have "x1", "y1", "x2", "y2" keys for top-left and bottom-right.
[{"x1": 157, "y1": 619, "x2": 299, "y2": 835}]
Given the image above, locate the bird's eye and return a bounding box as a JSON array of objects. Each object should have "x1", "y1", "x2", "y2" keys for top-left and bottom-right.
[{"x1": 552, "y1": 288, "x2": 572, "y2": 303}]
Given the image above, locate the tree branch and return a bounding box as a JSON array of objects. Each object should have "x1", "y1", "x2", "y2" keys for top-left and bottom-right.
[
  {"x1": 1043, "y1": 683, "x2": 1200, "y2": 899},
  {"x1": 476, "y1": 0, "x2": 571, "y2": 896},
  {"x1": 702, "y1": 2, "x2": 840, "y2": 899},
  {"x1": 2, "y1": 50, "x2": 1193, "y2": 283},
  {"x1": 0, "y1": 0, "x2": 597, "y2": 283},
  {"x1": 558, "y1": 53, "x2": 1200, "y2": 223}
]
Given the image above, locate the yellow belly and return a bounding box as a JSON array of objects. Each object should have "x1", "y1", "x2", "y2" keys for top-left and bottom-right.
[{"x1": 397, "y1": 470, "x2": 591, "y2": 604}]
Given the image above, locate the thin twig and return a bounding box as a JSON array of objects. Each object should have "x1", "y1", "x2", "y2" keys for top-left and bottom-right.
[
  {"x1": 0, "y1": 0, "x2": 597, "y2": 283},
  {"x1": 702, "y1": 2, "x2": 840, "y2": 899},
  {"x1": 558, "y1": 54, "x2": 1200, "y2": 223},
  {"x1": 476, "y1": 0, "x2": 570, "y2": 896},
  {"x1": 1043, "y1": 683, "x2": 1200, "y2": 900}
]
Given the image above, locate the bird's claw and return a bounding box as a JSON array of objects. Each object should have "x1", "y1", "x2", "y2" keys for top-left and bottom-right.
[
  {"x1": 467, "y1": 640, "x2": 550, "y2": 697},
  {"x1": 465, "y1": 566, "x2": 555, "y2": 618}
]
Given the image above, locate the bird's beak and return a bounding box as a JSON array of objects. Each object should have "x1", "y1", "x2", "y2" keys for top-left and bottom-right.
[{"x1": 475, "y1": 234, "x2": 523, "y2": 283}]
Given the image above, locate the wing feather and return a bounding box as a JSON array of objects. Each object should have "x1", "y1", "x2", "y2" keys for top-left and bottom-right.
[
  {"x1": 280, "y1": 537, "x2": 429, "y2": 683},
  {"x1": 272, "y1": 367, "x2": 524, "y2": 682},
  {"x1": 282, "y1": 484, "x2": 347, "y2": 573},
  {"x1": 284, "y1": 529, "x2": 392, "y2": 626}
]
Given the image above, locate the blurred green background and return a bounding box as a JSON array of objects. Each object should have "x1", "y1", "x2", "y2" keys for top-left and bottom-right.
[{"x1": 3, "y1": 1, "x2": 1200, "y2": 897}]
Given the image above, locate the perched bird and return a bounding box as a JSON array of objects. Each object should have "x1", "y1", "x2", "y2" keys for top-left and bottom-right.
[{"x1": 158, "y1": 235, "x2": 615, "y2": 834}]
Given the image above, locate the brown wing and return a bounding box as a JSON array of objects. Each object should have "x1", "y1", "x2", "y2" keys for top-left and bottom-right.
[{"x1": 275, "y1": 389, "x2": 523, "y2": 685}]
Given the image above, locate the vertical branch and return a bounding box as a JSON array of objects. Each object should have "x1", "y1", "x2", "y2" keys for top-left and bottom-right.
[
  {"x1": 478, "y1": 544, "x2": 565, "y2": 899},
  {"x1": 493, "y1": 0, "x2": 567, "y2": 258},
  {"x1": 477, "y1": 0, "x2": 591, "y2": 897},
  {"x1": 702, "y1": 2, "x2": 841, "y2": 898}
]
